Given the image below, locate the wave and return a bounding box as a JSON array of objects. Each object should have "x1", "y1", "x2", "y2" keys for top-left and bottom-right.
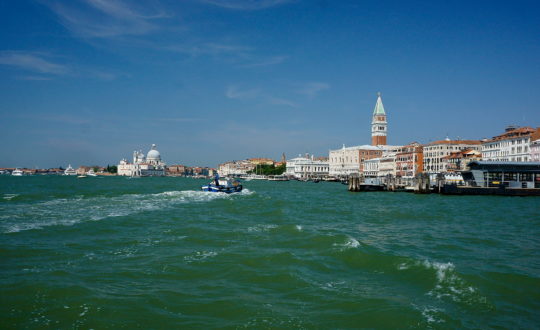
[
  {"x1": 333, "y1": 236, "x2": 361, "y2": 250},
  {"x1": 398, "y1": 259, "x2": 491, "y2": 309},
  {"x1": 1, "y1": 189, "x2": 252, "y2": 234}
]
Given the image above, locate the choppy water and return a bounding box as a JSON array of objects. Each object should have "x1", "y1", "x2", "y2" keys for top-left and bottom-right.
[{"x1": 1, "y1": 176, "x2": 539, "y2": 328}]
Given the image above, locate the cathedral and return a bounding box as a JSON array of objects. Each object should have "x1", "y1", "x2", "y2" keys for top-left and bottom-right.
[{"x1": 117, "y1": 144, "x2": 166, "y2": 176}]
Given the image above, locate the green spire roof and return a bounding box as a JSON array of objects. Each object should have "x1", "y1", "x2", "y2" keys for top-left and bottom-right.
[{"x1": 373, "y1": 92, "x2": 386, "y2": 116}]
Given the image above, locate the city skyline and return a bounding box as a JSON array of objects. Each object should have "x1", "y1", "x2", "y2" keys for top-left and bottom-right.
[{"x1": 1, "y1": 0, "x2": 539, "y2": 168}]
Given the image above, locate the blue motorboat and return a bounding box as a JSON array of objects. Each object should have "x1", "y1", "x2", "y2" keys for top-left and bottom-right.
[{"x1": 201, "y1": 175, "x2": 243, "y2": 193}]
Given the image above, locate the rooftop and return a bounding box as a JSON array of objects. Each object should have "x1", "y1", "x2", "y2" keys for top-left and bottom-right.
[
  {"x1": 427, "y1": 139, "x2": 481, "y2": 146},
  {"x1": 486, "y1": 126, "x2": 539, "y2": 142}
]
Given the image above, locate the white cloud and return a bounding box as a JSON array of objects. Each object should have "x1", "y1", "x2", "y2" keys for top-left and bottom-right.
[
  {"x1": 45, "y1": 0, "x2": 167, "y2": 38},
  {"x1": 0, "y1": 51, "x2": 69, "y2": 75}
]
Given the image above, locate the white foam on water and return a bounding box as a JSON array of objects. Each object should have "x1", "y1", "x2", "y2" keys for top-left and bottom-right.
[
  {"x1": 3, "y1": 194, "x2": 19, "y2": 200},
  {"x1": 295, "y1": 225, "x2": 302, "y2": 231},
  {"x1": 184, "y1": 250, "x2": 218, "y2": 262},
  {"x1": 1, "y1": 189, "x2": 251, "y2": 234},
  {"x1": 247, "y1": 224, "x2": 278, "y2": 233},
  {"x1": 333, "y1": 236, "x2": 360, "y2": 249},
  {"x1": 399, "y1": 259, "x2": 488, "y2": 306},
  {"x1": 397, "y1": 263, "x2": 410, "y2": 270},
  {"x1": 412, "y1": 304, "x2": 446, "y2": 325}
]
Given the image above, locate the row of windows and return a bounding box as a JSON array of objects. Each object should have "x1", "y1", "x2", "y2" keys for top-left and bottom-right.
[{"x1": 482, "y1": 138, "x2": 530, "y2": 149}]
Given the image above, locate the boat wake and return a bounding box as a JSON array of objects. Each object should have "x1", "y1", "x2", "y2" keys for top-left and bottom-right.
[{"x1": 1, "y1": 189, "x2": 253, "y2": 234}]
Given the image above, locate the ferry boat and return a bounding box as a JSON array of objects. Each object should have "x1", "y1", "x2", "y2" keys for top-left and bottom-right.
[
  {"x1": 12, "y1": 168, "x2": 23, "y2": 176},
  {"x1": 202, "y1": 175, "x2": 243, "y2": 193},
  {"x1": 268, "y1": 175, "x2": 289, "y2": 181},
  {"x1": 64, "y1": 164, "x2": 77, "y2": 176}
]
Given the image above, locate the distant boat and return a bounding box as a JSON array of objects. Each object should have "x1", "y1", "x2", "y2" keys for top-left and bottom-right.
[
  {"x1": 86, "y1": 169, "x2": 97, "y2": 177},
  {"x1": 77, "y1": 174, "x2": 87, "y2": 179},
  {"x1": 64, "y1": 165, "x2": 77, "y2": 176},
  {"x1": 268, "y1": 175, "x2": 289, "y2": 181},
  {"x1": 12, "y1": 168, "x2": 23, "y2": 176}
]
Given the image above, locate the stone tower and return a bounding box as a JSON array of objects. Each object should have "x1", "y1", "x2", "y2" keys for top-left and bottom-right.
[{"x1": 371, "y1": 92, "x2": 387, "y2": 146}]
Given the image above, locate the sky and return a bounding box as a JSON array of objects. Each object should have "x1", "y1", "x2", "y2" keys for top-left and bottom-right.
[{"x1": 1, "y1": 0, "x2": 539, "y2": 168}]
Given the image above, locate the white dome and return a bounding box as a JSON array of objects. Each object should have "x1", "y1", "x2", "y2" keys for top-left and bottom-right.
[{"x1": 147, "y1": 144, "x2": 161, "y2": 160}]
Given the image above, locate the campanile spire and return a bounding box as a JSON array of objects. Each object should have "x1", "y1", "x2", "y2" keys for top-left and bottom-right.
[{"x1": 371, "y1": 92, "x2": 387, "y2": 146}]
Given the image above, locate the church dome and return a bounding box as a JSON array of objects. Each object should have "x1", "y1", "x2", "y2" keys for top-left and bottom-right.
[{"x1": 147, "y1": 144, "x2": 161, "y2": 160}]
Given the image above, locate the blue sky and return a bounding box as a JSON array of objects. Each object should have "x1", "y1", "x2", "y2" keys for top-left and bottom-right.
[{"x1": 1, "y1": 0, "x2": 539, "y2": 168}]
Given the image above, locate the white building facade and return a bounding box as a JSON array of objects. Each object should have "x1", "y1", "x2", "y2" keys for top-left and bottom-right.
[
  {"x1": 118, "y1": 144, "x2": 166, "y2": 176},
  {"x1": 481, "y1": 126, "x2": 540, "y2": 162},
  {"x1": 531, "y1": 139, "x2": 540, "y2": 162},
  {"x1": 285, "y1": 155, "x2": 329, "y2": 179},
  {"x1": 423, "y1": 139, "x2": 481, "y2": 174}
]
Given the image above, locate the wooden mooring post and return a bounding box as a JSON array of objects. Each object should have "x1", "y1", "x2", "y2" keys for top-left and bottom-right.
[
  {"x1": 414, "y1": 173, "x2": 431, "y2": 194},
  {"x1": 348, "y1": 175, "x2": 361, "y2": 192}
]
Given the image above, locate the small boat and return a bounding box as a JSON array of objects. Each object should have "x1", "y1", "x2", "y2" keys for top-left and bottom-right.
[
  {"x1": 86, "y1": 169, "x2": 97, "y2": 177},
  {"x1": 77, "y1": 174, "x2": 87, "y2": 178},
  {"x1": 64, "y1": 164, "x2": 77, "y2": 176},
  {"x1": 202, "y1": 176, "x2": 243, "y2": 193},
  {"x1": 12, "y1": 168, "x2": 23, "y2": 176}
]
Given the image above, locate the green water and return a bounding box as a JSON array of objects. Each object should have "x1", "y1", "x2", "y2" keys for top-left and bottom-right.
[{"x1": 1, "y1": 176, "x2": 539, "y2": 329}]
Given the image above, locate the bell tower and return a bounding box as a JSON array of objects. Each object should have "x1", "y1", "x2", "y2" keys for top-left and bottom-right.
[{"x1": 371, "y1": 92, "x2": 387, "y2": 146}]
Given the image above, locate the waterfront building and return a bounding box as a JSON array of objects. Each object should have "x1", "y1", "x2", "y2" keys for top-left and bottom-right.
[
  {"x1": 329, "y1": 145, "x2": 382, "y2": 177},
  {"x1": 481, "y1": 126, "x2": 540, "y2": 162},
  {"x1": 423, "y1": 138, "x2": 481, "y2": 174},
  {"x1": 395, "y1": 142, "x2": 423, "y2": 180},
  {"x1": 167, "y1": 164, "x2": 186, "y2": 176},
  {"x1": 76, "y1": 166, "x2": 93, "y2": 175},
  {"x1": 531, "y1": 139, "x2": 540, "y2": 162},
  {"x1": 117, "y1": 144, "x2": 166, "y2": 177},
  {"x1": 218, "y1": 160, "x2": 255, "y2": 176},
  {"x1": 378, "y1": 152, "x2": 397, "y2": 179},
  {"x1": 461, "y1": 161, "x2": 540, "y2": 189},
  {"x1": 285, "y1": 154, "x2": 329, "y2": 179},
  {"x1": 363, "y1": 157, "x2": 380, "y2": 184},
  {"x1": 442, "y1": 149, "x2": 482, "y2": 172},
  {"x1": 328, "y1": 144, "x2": 401, "y2": 177},
  {"x1": 371, "y1": 92, "x2": 387, "y2": 146},
  {"x1": 248, "y1": 158, "x2": 275, "y2": 166}
]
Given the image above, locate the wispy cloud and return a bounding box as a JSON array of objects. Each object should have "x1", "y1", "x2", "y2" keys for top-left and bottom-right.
[
  {"x1": 296, "y1": 82, "x2": 330, "y2": 98},
  {"x1": 0, "y1": 51, "x2": 69, "y2": 75},
  {"x1": 226, "y1": 85, "x2": 296, "y2": 107},
  {"x1": 241, "y1": 55, "x2": 288, "y2": 67},
  {"x1": 200, "y1": 0, "x2": 294, "y2": 10},
  {"x1": 45, "y1": 0, "x2": 168, "y2": 38},
  {"x1": 226, "y1": 85, "x2": 261, "y2": 99},
  {"x1": 164, "y1": 43, "x2": 253, "y2": 57}
]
